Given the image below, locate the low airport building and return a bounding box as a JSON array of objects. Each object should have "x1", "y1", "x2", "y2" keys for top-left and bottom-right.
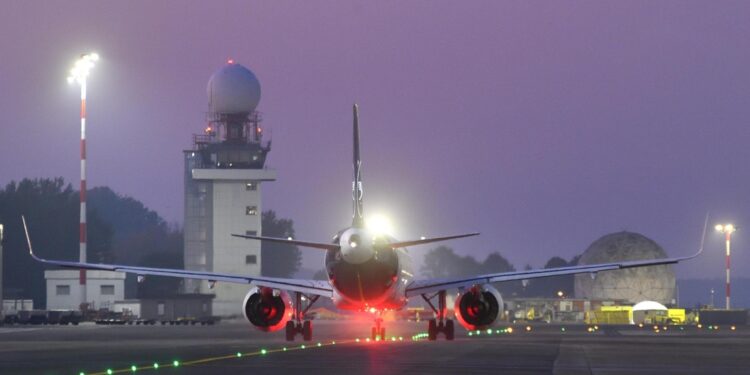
[{"x1": 45, "y1": 270, "x2": 125, "y2": 310}]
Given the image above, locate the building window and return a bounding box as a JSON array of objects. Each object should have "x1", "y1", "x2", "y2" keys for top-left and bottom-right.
[
  {"x1": 245, "y1": 230, "x2": 257, "y2": 236},
  {"x1": 157, "y1": 302, "x2": 165, "y2": 316},
  {"x1": 245, "y1": 182, "x2": 257, "y2": 191},
  {"x1": 246, "y1": 206, "x2": 257, "y2": 215},
  {"x1": 100, "y1": 285, "x2": 115, "y2": 295},
  {"x1": 245, "y1": 255, "x2": 257, "y2": 264},
  {"x1": 56, "y1": 285, "x2": 70, "y2": 295}
]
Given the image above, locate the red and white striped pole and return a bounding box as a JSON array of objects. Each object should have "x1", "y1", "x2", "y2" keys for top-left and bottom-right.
[
  {"x1": 79, "y1": 77, "x2": 87, "y2": 304},
  {"x1": 715, "y1": 223, "x2": 736, "y2": 310},
  {"x1": 725, "y1": 230, "x2": 732, "y2": 310},
  {"x1": 68, "y1": 53, "x2": 98, "y2": 310}
]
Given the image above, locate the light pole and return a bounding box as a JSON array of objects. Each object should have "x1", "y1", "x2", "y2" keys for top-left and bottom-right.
[
  {"x1": 67, "y1": 52, "x2": 99, "y2": 309},
  {"x1": 714, "y1": 223, "x2": 736, "y2": 310}
]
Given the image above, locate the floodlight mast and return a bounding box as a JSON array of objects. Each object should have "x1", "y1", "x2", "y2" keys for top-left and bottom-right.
[
  {"x1": 67, "y1": 52, "x2": 99, "y2": 310},
  {"x1": 714, "y1": 223, "x2": 736, "y2": 310}
]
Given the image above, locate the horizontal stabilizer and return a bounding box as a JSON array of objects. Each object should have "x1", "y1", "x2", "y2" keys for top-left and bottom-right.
[
  {"x1": 388, "y1": 232, "x2": 480, "y2": 249},
  {"x1": 232, "y1": 233, "x2": 340, "y2": 251}
]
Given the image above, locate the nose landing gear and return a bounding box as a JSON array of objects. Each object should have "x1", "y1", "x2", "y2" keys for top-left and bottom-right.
[
  {"x1": 371, "y1": 316, "x2": 385, "y2": 341},
  {"x1": 422, "y1": 290, "x2": 455, "y2": 341}
]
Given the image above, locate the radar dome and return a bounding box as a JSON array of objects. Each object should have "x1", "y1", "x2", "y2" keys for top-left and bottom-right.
[
  {"x1": 574, "y1": 232, "x2": 676, "y2": 305},
  {"x1": 207, "y1": 61, "x2": 261, "y2": 114}
]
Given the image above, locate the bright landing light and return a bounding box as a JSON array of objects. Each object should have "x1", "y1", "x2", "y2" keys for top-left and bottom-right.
[{"x1": 366, "y1": 214, "x2": 394, "y2": 236}]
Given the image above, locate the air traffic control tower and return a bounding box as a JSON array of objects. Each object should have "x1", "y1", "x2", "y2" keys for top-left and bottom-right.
[{"x1": 183, "y1": 61, "x2": 276, "y2": 316}]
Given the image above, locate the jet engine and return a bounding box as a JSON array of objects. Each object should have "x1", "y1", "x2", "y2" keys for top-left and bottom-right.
[
  {"x1": 242, "y1": 287, "x2": 293, "y2": 332},
  {"x1": 454, "y1": 284, "x2": 504, "y2": 330}
]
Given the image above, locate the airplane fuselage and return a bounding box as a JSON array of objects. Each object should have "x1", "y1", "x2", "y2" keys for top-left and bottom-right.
[{"x1": 325, "y1": 227, "x2": 413, "y2": 311}]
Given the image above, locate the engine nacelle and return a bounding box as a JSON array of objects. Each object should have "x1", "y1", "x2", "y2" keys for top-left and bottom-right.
[
  {"x1": 454, "y1": 284, "x2": 504, "y2": 331},
  {"x1": 242, "y1": 287, "x2": 293, "y2": 332}
]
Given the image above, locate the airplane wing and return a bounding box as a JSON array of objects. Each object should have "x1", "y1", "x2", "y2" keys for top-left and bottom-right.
[
  {"x1": 22, "y1": 217, "x2": 332, "y2": 298},
  {"x1": 405, "y1": 248, "x2": 703, "y2": 297},
  {"x1": 407, "y1": 216, "x2": 709, "y2": 297}
]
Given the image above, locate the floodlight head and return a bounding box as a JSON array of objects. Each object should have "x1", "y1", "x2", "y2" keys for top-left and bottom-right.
[
  {"x1": 715, "y1": 223, "x2": 736, "y2": 234},
  {"x1": 67, "y1": 53, "x2": 99, "y2": 85}
]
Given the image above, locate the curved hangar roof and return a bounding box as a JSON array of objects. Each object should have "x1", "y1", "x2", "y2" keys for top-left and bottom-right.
[{"x1": 574, "y1": 231, "x2": 676, "y2": 305}]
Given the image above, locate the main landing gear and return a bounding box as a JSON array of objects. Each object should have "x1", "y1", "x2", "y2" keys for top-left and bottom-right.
[
  {"x1": 422, "y1": 290, "x2": 454, "y2": 341},
  {"x1": 285, "y1": 292, "x2": 319, "y2": 342}
]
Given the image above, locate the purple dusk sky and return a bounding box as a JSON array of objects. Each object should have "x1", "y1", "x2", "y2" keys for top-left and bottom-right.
[{"x1": 1, "y1": 1, "x2": 749, "y2": 279}]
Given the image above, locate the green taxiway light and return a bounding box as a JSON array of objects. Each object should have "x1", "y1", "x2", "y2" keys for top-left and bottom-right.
[
  {"x1": 173, "y1": 360, "x2": 180, "y2": 367},
  {"x1": 107, "y1": 369, "x2": 113, "y2": 375},
  {"x1": 153, "y1": 363, "x2": 159, "y2": 369},
  {"x1": 283, "y1": 347, "x2": 288, "y2": 351},
  {"x1": 468, "y1": 332, "x2": 473, "y2": 336},
  {"x1": 561, "y1": 327, "x2": 566, "y2": 332},
  {"x1": 301, "y1": 345, "x2": 306, "y2": 349},
  {"x1": 261, "y1": 349, "x2": 267, "y2": 355},
  {"x1": 486, "y1": 329, "x2": 493, "y2": 334},
  {"x1": 317, "y1": 342, "x2": 322, "y2": 347},
  {"x1": 79, "y1": 372, "x2": 85, "y2": 375},
  {"x1": 236, "y1": 352, "x2": 242, "y2": 357},
  {"x1": 131, "y1": 364, "x2": 137, "y2": 372}
]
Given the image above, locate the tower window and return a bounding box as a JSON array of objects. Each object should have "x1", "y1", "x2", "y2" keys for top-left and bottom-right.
[
  {"x1": 56, "y1": 285, "x2": 70, "y2": 295},
  {"x1": 245, "y1": 182, "x2": 257, "y2": 191},
  {"x1": 245, "y1": 255, "x2": 257, "y2": 264},
  {"x1": 246, "y1": 206, "x2": 258, "y2": 215}
]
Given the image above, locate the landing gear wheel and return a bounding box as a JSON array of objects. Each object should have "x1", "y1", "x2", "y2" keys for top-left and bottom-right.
[
  {"x1": 302, "y1": 320, "x2": 312, "y2": 341},
  {"x1": 428, "y1": 319, "x2": 437, "y2": 341},
  {"x1": 445, "y1": 319, "x2": 455, "y2": 341},
  {"x1": 285, "y1": 321, "x2": 296, "y2": 342}
]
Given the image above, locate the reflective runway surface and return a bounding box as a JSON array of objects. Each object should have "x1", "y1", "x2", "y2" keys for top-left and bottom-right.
[{"x1": 1, "y1": 320, "x2": 749, "y2": 375}]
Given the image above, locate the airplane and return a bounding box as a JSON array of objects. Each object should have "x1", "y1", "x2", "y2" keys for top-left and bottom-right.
[{"x1": 23, "y1": 104, "x2": 704, "y2": 342}]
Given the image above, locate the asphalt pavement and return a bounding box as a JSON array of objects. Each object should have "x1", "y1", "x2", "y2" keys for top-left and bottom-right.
[{"x1": 1, "y1": 320, "x2": 749, "y2": 375}]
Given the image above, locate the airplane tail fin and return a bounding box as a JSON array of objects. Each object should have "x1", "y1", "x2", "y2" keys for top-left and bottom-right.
[{"x1": 352, "y1": 104, "x2": 364, "y2": 228}]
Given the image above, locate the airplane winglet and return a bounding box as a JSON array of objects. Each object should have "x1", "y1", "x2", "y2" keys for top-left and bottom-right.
[
  {"x1": 21, "y1": 215, "x2": 42, "y2": 261},
  {"x1": 695, "y1": 211, "x2": 709, "y2": 257}
]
